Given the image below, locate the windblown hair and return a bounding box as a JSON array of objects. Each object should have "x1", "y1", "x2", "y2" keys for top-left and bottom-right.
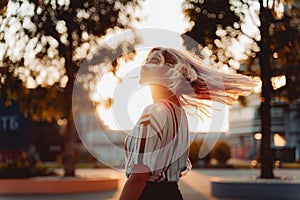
[{"x1": 143, "y1": 47, "x2": 258, "y2": 115}]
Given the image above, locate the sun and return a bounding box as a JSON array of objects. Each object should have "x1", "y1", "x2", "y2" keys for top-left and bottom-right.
[
  {"x1": 96, "y1": 50, "x2": 153, "y2": 131},
  {"x1": 96, "y1": 84, "x2": 153, "y2": 131}
]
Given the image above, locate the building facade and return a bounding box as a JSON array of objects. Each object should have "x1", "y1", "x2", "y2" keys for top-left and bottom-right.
[{"x1": 229, "y1": 93, "x2": 300, "y2": 161}]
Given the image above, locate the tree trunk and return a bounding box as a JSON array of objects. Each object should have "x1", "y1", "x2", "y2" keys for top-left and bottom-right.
[
  {"x1": 62, "y1": 20, "x2": 81, "y2": 176},
  {"x1": 63, "y1": 117, "x2": 81, "y2": 176},
  {"x1": 62, "y1": 63, "x2": 81, "y2": 177},
  {"x1": 258, "y1": 3, "x2": 274, "y2": 179}
]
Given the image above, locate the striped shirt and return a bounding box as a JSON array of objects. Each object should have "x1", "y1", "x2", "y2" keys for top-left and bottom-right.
[{"x1": 125, "y1": 99, "x2": 191, "y2": 182}]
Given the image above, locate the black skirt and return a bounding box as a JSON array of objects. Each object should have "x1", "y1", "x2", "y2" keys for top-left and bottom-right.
[{"x1": 139, "y1": 181, "x2": 184, "y2": 200}]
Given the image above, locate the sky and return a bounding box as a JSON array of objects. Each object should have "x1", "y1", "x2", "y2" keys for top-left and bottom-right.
[{"x1": 131, "y1": 0, "x2": 190, "y2": 33}]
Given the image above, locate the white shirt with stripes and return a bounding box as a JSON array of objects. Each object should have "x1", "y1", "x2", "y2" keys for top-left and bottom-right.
[{"x1": 125, "y1": 99, "x2": 191, "y2": 182}]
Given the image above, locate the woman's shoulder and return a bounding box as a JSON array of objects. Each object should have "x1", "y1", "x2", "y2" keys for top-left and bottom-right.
[
  {"x1": 144, "y1": 101, "x2": 169, "y2": 114},
  {"x1": 141, "y1": 102, "x2": 170, "y2": 122}
]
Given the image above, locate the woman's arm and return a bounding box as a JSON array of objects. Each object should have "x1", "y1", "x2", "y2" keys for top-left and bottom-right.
[{"x1": 119, "y1": 164, "x2": 151, "y2": 200}]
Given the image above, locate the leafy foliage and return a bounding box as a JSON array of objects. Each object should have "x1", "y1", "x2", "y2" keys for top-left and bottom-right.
[
  {"x1": 189, "y1": 140, "x2": 232, "y2": 167},
  {"x1": 210, "y1": 140, "x2": 231, "y2": 164},
  {"x1": 0, "y1": 0, "x2": 8, "y2": 15},
  {"x1": 189, "y1": 140, "x2": 211, "y2": 167},
  {"x1": 0, "y1": 157, "x2": 55, "y2": 179},
  {"x1": 182, "y1": 0, "x2": 259, "y2": 71},
  {"x1": 0, "y1": 0, "x2": 139, "y2": 121},
  {"x1": 269, "y1": 6, "x2": 300, "y2": 102}
]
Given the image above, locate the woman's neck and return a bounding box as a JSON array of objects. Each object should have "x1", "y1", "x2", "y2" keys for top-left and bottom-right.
[{"x1": 150, "y1": 84, "x2": 181, "y2": 106}]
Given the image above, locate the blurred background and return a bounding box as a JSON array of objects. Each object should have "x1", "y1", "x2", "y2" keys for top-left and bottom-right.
[{"x1": 0, "y1": 0, "x2": 299, "y2": 182}]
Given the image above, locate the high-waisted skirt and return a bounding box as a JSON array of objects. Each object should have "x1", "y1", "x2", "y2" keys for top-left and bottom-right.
[{"x1": 139, "y1": 181, "x2": 184, "y2": 200}]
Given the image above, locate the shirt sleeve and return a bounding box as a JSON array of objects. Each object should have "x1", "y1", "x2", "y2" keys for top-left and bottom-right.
[{"x1": 129, "y1": 102, "x2": 168, "y2": 173}]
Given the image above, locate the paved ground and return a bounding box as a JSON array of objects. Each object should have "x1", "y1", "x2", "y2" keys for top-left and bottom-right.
[{"x1": 0, "y1": 168, "x2": 299, "y2": 200}]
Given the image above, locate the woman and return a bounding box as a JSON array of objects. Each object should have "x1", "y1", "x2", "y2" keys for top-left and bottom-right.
[{"x1": 120, "y1": 47, "x2": 257, "y2": 200}]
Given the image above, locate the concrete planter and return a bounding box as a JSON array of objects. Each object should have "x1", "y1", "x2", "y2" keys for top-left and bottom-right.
[
  {"x1": 0, "y1": 176, "x2": 118, "y2": 194},
  {"x1": 212, "y1": 178, "x2": 300, "y2": 200}
]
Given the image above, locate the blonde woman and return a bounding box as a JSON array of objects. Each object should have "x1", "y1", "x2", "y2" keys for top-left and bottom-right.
[{"x1": 120, "y1": 47, "x2": 257, "y2": 200}]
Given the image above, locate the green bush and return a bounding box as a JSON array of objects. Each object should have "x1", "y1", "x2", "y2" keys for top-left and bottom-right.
[
  {"x1": 0, "y1": 157, "x2": 55, "y2": 179},
  {"x1": 189, "y1": 140, "x2": 211, "y2": 167},
  {"x1": 210, "y1": 140, "x2": 231, "y2": 164}
]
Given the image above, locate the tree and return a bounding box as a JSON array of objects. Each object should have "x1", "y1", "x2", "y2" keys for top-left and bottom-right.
[
  {"x1": 183, "y1": 0, "x2": 300, "y2": 178},
  {"x1": 257, "y1": 0, "x2": 274, "y2": 178},
  {"x1": 257, "y1": 0, "x2": 300, "y2": 178},
  {"x1": 210, "y1": 140, "x2": 231, "y2": 165},
  {"x1": 0, "y1": 0, "x2": 8, "y2": 15},
  {"x1": 0, "y1": 0, "x2": 140, "y2": 176}
]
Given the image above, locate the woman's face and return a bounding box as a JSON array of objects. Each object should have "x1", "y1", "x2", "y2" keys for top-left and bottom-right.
[
  {"x1": 139, "y1": 50, "x2": 165, "y2": 85},
  {"x1": 140, "y1": 49, "x2": 176, "y2": 101}
]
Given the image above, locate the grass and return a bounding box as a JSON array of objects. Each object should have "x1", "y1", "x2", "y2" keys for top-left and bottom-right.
[
  {"x1": 195, "y1": 160, "x2": 300, "y2": 169},
  {"x1": 45, "y1": 160, "x2": 300, "y2": 170},
  {"x1": 0, "y1": 158, "x2": 55, "y2": 179},
  {"x1": 44, "y1": 162, "x2": 109, "y2": 169},
  {"x1": 280, "y1": 162, "x2": 300, "y2": 169}
]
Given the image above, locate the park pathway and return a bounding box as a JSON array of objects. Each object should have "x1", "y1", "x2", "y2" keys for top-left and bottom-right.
[{"x1": 0, "y1": 168, "x2": 299, "y2": 200}]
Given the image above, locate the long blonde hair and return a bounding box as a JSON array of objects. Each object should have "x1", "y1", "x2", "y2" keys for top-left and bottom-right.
[{"x1": 142, "y1": 47, "x2": 258, "y2": 115}]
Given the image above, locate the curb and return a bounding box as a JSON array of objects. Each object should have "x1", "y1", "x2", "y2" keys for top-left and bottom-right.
[
  {"x1": 211, "y1": 178, "x2": 300, "y2": 200},
  {"x1": 0, "y1": 177, "x2": 119, "y2": 194}
]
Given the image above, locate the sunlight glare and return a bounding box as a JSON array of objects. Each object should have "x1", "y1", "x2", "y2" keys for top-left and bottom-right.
[
  {"x1": 271, "y1": 75, "x2": 286, "y2": 90},
  {"x1": 96, "y1": 73, "x2": 118, "y2": 98},
  {"x1": 253, "y1": 76, "x2": 262, "y2": 93},
  {"x1": 96, "y1": 50, "x2": 150, "y2": 130},
  {"x1": 274, "y1": 133, "x2": 286, "y2": 147},
  {"x1": 128, "y1": 85, "x2": 153, "y2": 124}
]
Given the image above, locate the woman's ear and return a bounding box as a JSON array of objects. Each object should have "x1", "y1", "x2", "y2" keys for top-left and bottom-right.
[{"x1": 163, "y1": 50, "x2": 177, "y2": 66}]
